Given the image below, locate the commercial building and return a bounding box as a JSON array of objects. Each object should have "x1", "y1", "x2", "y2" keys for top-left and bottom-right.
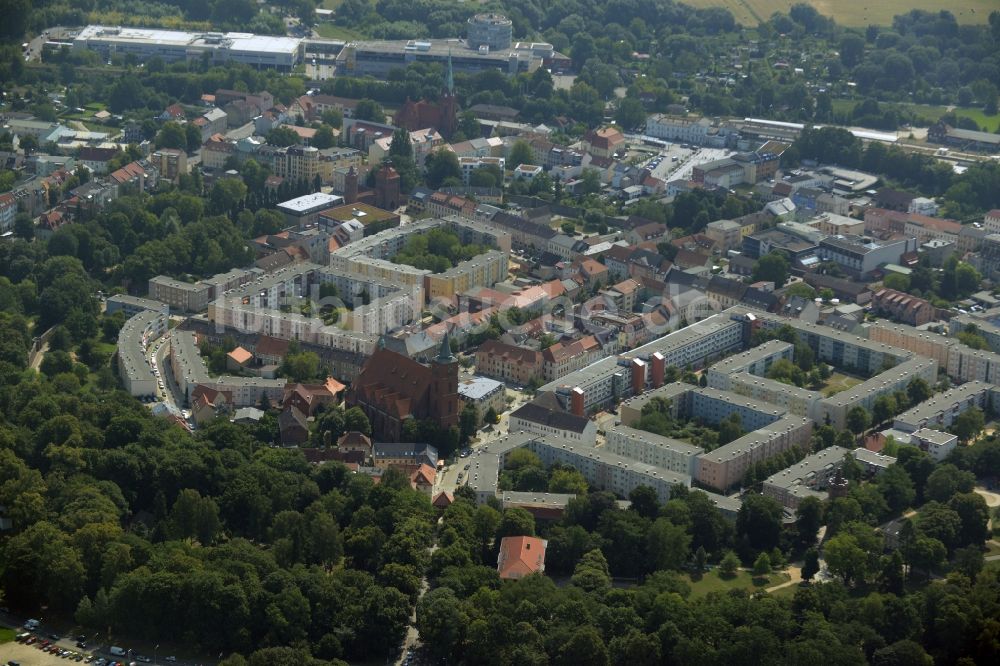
[
  {"x1": 605, "y1": 425, "x2": 702, "y2": 477},
  {"x1": 73, "y1": 25, "x2": 304, "y2": 69},
  {"x1": 704, "y1": 219, "x2": 743, "y2": 252},
  {"x1": 336, "y1": 38, "x2": 552, "y2": 78},
  {"x1": 467, "y1": 13, "x2": 513, "y2": 51},
  {"x1": 816, "y1": 235, "x2": 919, "y2": 279},
  {"x1": 644, "y1": 115, "x2": 732, "y2": 147},
  {"x1": 116, "y1": 310, "x2": 168, "y2": 398},
  {"x1": 276, "y1": 192, "x2": 345, "y2": 227}
]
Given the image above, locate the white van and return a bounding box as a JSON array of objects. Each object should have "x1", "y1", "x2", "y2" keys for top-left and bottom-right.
[
  {"x1": 23, "y1": 619, "x2": 40, "y2": 630},
  {"x1": 109, "y1": 646, "x2": 127, "y2": 657}
]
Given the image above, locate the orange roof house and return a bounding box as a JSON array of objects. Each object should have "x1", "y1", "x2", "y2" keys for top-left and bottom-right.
[
  {"x1": 410, "y1": 464, "x2": 437, "y2": 494},
  {"x1": 432, "y1": 491, "x2": 454, "y2": 509},
  {"x1": 227, "y1": 346, "x2": 253, "y2": 368},
  {"x1": 497, "y1": 536, "x2": 548, "y2": 580}
]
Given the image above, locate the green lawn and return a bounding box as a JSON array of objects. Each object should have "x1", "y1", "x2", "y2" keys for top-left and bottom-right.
[
  {"x1": 685, "y1": 570, "x2": 790, "y2": 598},
  {"x1": 0, "y1": 627, "x2": 16, "y2": 644},
  {"x1": 314, "y1": 23, "x2": 365, "y2": 40},
  {"x1": 821, "y1": 372, "x2": 863, "y2": 398},
  {"x1": 830, "y1": 99, "x2": 1000, "y2": 132}
]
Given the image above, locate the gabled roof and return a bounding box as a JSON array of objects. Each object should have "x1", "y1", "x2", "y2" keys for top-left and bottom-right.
[{"x1": 511, "y1": 401, "x2": 591, "y2": 434}]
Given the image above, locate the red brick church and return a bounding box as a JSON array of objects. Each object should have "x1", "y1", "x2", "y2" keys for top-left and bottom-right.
[
  {"x1": 392, "y1": 51, "x2": 459, "y2": 139},
  {"x1": 347, "y1": 333, "x2": 459, "y2": 441}
]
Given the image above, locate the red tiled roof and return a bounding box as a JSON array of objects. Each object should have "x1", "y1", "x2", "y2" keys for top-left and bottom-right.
[{"x1": 497, "y1": 536, "x2": 547, "y2": 579}]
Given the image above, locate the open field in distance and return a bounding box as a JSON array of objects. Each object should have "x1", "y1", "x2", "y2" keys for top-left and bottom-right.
[{"x1": 681, "y1": 0, "x2": 994, "y2": 27}]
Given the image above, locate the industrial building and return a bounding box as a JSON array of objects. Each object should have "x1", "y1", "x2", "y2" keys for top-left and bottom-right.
[{"x1": 73, "y1": 25, "x2": 304, "y2": 69}]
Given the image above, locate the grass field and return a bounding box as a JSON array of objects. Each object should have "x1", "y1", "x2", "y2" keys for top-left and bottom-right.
[
  {"x1": 822, "y1": 372, "x2": 863, "y2": 397},
  {"x1": 0, "y1": 628, "x2": 16, "y2": 644},
  {"x1": 315, "y1": 23, "x2": 365, "y2": 40},
  {"x1": 680, "y1": 0, "x2": 993, "y2": 27},
  {"x1": 685, "y1": 570, "x2": 790, "y2": 598},
  {"x1": 831, "y1": 99, "x2": 1000, "y2": 132}
]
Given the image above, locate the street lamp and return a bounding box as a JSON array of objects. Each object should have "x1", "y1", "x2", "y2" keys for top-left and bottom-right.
[{"x1": 154, "y1": 643, "x2": 159, "y2": 665}]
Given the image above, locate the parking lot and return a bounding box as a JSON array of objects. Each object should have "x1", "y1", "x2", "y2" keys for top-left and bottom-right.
[{"x1": 1, "y1": 622, "x2": 192, "y2": 666}]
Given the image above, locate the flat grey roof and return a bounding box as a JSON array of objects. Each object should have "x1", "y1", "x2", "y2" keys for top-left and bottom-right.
[
  {"x1": 118, "y1": 310, "x2": 164, "y2": 382},
  {"x1": 606, "y1": 424, "x2": 702, "y2": 456},
  {"x1": 709, "y1": 339, "x2": 793, "y2": 375},
  {"x1": 822, "y1": 356, "x2": 937, "y2": 408},
  {"x1": 911, "y1": 427, "x2": 957, "y2": 446},
  {"x1": 276, "y1": 192, "x2": 343, "y2": 214},
  {"x1": 895, "y1": 380, "x2": 992, "y2": 423},
  {"x1": 150, "y1": 275, "x2": 210, "y2": 293},
  {"x1": 764, "y1": 445, "x2": 849, "y2": 490},
  {"x1": 108, "y1": 294, "x2": 167, "y2": 311},
  {"x1": 699, "y1": 414, "x2": 811, "y2": 464},
  {"x1": 458, "y1": 376, "x2": 505, "y2": 400},
  {"x1": 729, "y1": 372, "x2": 821, "y2": 402},
  {"x1": 851, "y1": 448, "x2": 897, "y2": 468}
]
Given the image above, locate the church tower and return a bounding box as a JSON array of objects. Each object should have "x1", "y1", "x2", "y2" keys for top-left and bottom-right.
[
  {"x1": 344, "y1": 165, "x2": 358, "y2": 204},
  {"x1": 429, "y1": 330, "x2": 459, "y2": 429}
]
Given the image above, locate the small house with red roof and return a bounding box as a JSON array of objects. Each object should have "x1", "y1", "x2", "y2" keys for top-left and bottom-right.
[{"x1": 497, "y1": 536, "x2": 548, "y2": 580}]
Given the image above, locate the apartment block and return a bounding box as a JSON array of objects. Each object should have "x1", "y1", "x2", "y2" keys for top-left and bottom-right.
[
  {"x1": 605, "y1": 425, "x2": 702, "y2": 477},
  {"x1": 762, "y1": 445, "x2": 851, "y2": 510},
  {"x1": 524, "y1": 438, "x2": 691, "y2": 503},
  {"x1": 168, "y1": 330, "x2": 286, "y2": 408},
  {"x1": 148, "y1": 276, "x2": 211, "y2": 312},
  {"x1": 695, "y1": 414, "x2": 813, "y2": 492},
  {"x1": 817, "y1": 356, "x2": 938, "y2": 430},
  {"x1": 117, "y1": 310, "x2": 169, "y2": 398},
  {"x1": 727, "y1": 372, "x2": 821, "y2": 418},
  {"x1": 705, "y1": 340, "x2": 794, "y2": 391},
  {"x1": 425, "y1": 250, "x2": 509, "y2": 302},
  {"x1": 105, "y1": 294, "x2": 169, "y2": 319},
  {"x1": 893, "y1": 381, "x2": 994, "y2": 433},
  {"x1": 474, "y1": 340, "x2": 542, "y2": 385}
]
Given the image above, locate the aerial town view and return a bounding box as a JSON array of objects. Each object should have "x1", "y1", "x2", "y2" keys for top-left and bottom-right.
[{"x1": 1, "y1": 0, "x2": 1000, "y2": 664}]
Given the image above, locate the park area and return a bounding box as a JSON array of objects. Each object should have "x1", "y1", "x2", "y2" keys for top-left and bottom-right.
[
  {"x1": 685, "y1": 569, "x2": 791, "y2": 598},
  {"x1": 681, "y1": 0, "x2": 994, "y2": 27}
]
